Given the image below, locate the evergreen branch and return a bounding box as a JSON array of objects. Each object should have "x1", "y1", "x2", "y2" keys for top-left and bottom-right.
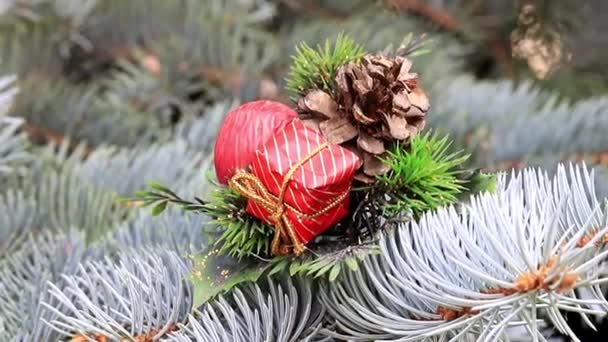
[
  {"x1": 0, "y1": 230, "x2": 90, "y2": 340},
  {"x1": 278, "y1": 243, "x2": 379, "y2": 282},
  {"x1": 0, "y1": 189, "x2": 36, "y2": 256},
  {"x1": 321, "y1": 163, "x2": 608, "y2": 340},
  {"x1": 130, "y1": 182, "x2": 275, "y2": 259},
  {"x1": 0, "y1": 75, "x2": 18, "y2": 115},
  {"x1": 377, "y1": 132, "x2": 469, "y2": 217},
  {"x1": 0, "y1": 146, "x2": 130, "y2": 244},
  {"x1": 129, "y1": 181, "x2": 204, "y2": 215},
  {"x1": 80, "y1": 138, "x2": 206, "y2": 197},
  {"x1": 0, "y1": 117, "x2": 32, "y2": 179},
  {"x1": 108, "y1": 207, "x2": 209, "y2": 255},
  {"x1": 42, "y1": 248, "x2": 192, "y2": 340},
  {"x1": 285, "y1": 32, "x2": 365, "y2": 97},
  {"x1": 170, "y1": 277, "x2": 324, "y2": 341},
  {"x1": 204, "y1": 187, "x2": 274, "y2": 259},
  {"x1": 483, "y1": 149, "x2": 608, "y2": 174},
  {"x1": 431, "y1": 77, "x2": 608, "y2": 167}
]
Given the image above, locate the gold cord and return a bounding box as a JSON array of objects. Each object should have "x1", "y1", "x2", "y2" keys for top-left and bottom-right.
[{"x1": 228, "y1": 142, "x2": 349, "y2": 256}]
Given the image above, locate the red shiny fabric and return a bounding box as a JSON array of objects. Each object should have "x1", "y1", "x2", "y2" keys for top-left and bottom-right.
[
  {"x1": 247, "y1": 120, "x2": 361, "y2": 244},
  {"x1": 214, "y1": 100, "x2": 296, "y2": 184}
]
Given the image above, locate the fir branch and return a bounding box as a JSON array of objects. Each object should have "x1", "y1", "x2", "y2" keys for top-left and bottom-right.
[
  {"x1": 321, "y1": 164, "x2": 608, "y2": 341},
  {"x1": 80, "y1": 138, "x2": 205, "y2": 197},
  {"x1": 108, "y1": 207, "x2": 208, "y2": 255},
  {"x1": 204, "y1": 187, "x2": 274, "y2": 259},
  {"x1": 0, "y1": 189, "x2": 36, "y2": 256},
  {"x1": 431, "y1": 77, "x2": 608, "y2": 167},
  {"x1": 0, "y1": 117, "x2": 32, "y2": 179},
  {"x1": 131, "y1": 182, "x2": 275, "y2": 259},
  {"x1": 0, "y1": 75, "x2": 18, "y2": 115},
  {"x1": 377, "y1": 132, "x2": 469, "y2": 217},
  {"x1": 0, "y1": 230, "x2": 90, "y2": 340},
  {"x1": 130, "y1": 181, "x2": 206, "y2": 215},
  {"x1": 42, "y1": 248, "x2": 192, "y2": 340},
  {"x1": 277, "y1": 243, "x2": 379, "y2": 282},
  {"x1": 170, "y1": 277, "x2": 324, "y2": 341},
  {"x1": 285, "y1": 32, "x2": 365, "y2": 97}
]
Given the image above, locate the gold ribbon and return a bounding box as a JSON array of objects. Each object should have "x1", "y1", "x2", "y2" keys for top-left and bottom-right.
[{"x1": 228, "y1": 142, "x2": 349, "y2": 256}]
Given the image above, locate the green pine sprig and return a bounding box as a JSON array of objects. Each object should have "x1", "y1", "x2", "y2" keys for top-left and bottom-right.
[
  {"x1": 269, "y1": 243, "x2": 379, "y2": 282},
  {"x1": 377, "y1": 133, "x2": 470, "y2": 217},
  {"x1": 206, "y1": 187, "x2": 274, "y2": 259},
  {"x1": 126, "y1": 182, "x2": 274, "y2": 259},
  {"x1": 128, "y1": 181, "x2": 206, "y2": 215},
  {"x1": 285, "y1": 32, "x2": 365, "y2": 97}
]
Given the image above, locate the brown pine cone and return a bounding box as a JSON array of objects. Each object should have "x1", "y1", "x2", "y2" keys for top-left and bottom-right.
[{"x1": 297, "y1": 55, "x2": 429, "y2": 182}]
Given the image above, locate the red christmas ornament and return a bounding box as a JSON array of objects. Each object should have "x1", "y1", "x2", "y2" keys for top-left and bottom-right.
[
  {"x1": 214, "y1": 100, "x2": 296, "y2": 184},
  {"x1": 229, "y1": 119, "x2": 361, "y2": 255}
]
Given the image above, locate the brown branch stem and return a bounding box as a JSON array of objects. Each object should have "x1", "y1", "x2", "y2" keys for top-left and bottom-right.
[{"x1": 387, "y1": 0, "x2": 460, "y2": 32}]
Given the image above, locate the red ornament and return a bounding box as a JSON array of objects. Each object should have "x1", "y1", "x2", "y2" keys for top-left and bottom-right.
[
  {"x1": 229, "y1": 119, "x2": 361, "y2": 255},
  {"x1": 214, "y1": 100, "x2": 297, "y2": 184}
]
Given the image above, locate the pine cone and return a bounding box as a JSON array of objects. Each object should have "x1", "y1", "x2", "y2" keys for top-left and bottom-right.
[{"x1": 297, "y1": 55, "x2": 429, "y2": 182}]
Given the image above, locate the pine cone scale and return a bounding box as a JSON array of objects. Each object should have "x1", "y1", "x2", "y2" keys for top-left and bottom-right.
[
  {"x1": 365, "y1": 55, "x2": 393, "y2": 69},
  {"x1": 363, "y1": 153, "x2": 391, "y2": 176},
  {"x1": 403, "y1": 106, "x2": 425, "y2": 118},
  {"x1": 300, "y1": 90, "x2": 340, "y2": 119},
  {"x1": 408, "y1": 87, "x2": 430, "y2": 111},
  {"x1": 357, "y1": 132, "x2": 385, "y2": 155},
  {"x1": 384, "y1": 114, "x2": 410, "y2": 140},
  {"x1": 336, "y1": 64, "x2": 354, "y2": 108},
  {"x1": 392, "y1": 90, "x2": 411, "y2": 115},
  {"x1": 319, "y1": 117, "x2": 358, "y2": 144},
  {"x1": 367, "y1": 64, "x2": 385, "y2": 79},
  {"x1": 353, "y1": 103, "x2": 377, "y2": 125},
  {"x1": 397, "y1": 58, "x2": 413, "y2": 76}
]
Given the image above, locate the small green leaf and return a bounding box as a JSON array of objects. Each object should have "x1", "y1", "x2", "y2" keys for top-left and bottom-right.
[
  {"x1": 345, "y1": 257, "x2": 359, "y2": 272},
  {"x1": 268, "y1": 258, "x2": 288, "y2": 276},
  {"x1": 315, "y1": 262, "x2": 335, "y2": 278},
  {"x1": 116, "y1": 196, "x2": 134, "y2": 203},
  {"x1": 409, "y1": 48, "x2": 431, "y2": 57},
  {"x1": 328, "y1": 263, "x2": 341, "y2": 282},
  {"x1": 188, "y1": 250, "x2": 273, "y2": 308},
  {"x1": 307, "y1": 258, "x2": 330, "y2": 276},
  {"x1": 356, "y1": 252, "x2": 368, "y2": 261},
  {"x1": 134, "y1": 190, "x2": 151, "y2": 197},
  {"x1": 148, "y1": 181, "x2": 168, "y2": 191},
  {"x1": 289, "y1": 261, "x2": 302, "y2": 276},
  {"x1": 148, "y1": 181, "x2": 181, "y2": 198},
  {"x1": 151, "y1": 201, "x2": 168, "y2": 216}
]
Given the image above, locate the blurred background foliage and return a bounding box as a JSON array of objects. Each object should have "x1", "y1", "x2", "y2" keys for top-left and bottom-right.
[
  {"x1": 2, "y1": 0, "x2": 606, "y2": 163},
  {"x1": 1, "y1": 0, "x2": 608, "y2": 340}
]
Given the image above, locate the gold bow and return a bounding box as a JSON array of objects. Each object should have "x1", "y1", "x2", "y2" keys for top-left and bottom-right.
[{"x1": 228, "y1": 142, "x2": 349, "y2": 256}]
